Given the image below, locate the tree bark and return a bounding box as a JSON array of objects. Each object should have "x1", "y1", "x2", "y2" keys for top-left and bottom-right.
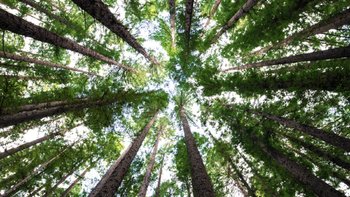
[
  {"x1": 0, "y1": 9, "x2": 132, "y2": 71},
  {"x1": 251, "y1": 110, "x2": 350, "y2": 152},
  {"x1": 155, "y1": 155, "x2": 165, "y2": 197},
  {"x1": 1, "y1": 146, "x2": 70, "y2": 196},
  {"x1": 204, "y1": 0, "x2": 222, "y2": 28},
  {"x1": 0, "y1": 51, "x2": 98, "y2": 76},
  {"x1": 179, "y1": 106, "x2": 215, "y2": 197},
  {"x1": 138, "y1": 127, "x2": 162, "y2": 197},
  {"x1": 71, "y1": 0, "x2": 158, "y2": 66},
  {"x1": 0, "y1": 97, "x2": 116, "y2": 128},
  {"x1": 60, "y1": 167, "x2": 90, "y2": 197},
  {"x1": 184, "y1": 0, "x2": 194, "y2": 51},
  {"x1": 252, "y1": 8, "x2": 350, "y2": 55},
  {"x1": 223, "y1": 46, "x2": 350, "y2": 71},
  {"x1": 169, "y1": 0, "x2": 176, "y2": 49},
  {"x1": 88, "y1": 112, "x2": 158, "y2": 197},
  {"x1": 257, "y1": 139, "x2": 344, "y2": 197},
  {"x1": 210, "y1": 0, "x2": 259, "y2": 44}
]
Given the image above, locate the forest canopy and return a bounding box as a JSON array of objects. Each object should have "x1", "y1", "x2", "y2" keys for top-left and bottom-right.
[{"x1": 0, "y1": 0, "x2": 349, "y2": 196}]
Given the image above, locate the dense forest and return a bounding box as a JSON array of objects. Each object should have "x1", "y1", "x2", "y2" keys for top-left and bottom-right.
[{"x1": 0, "y1": 0, "x2": 349, "y2": 196}]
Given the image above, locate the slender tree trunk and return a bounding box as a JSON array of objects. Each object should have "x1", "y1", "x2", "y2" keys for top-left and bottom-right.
[
  {"x1": 281, "y1": 132, "x2": 350, "y2": 170},
  {"x1": 28, "y1": 185, "x2": 45, "y2": 197},
  {"x1": 0, "y1": 97, "x2": 116, "y2": 128},
  {"x1": 0, "y1": 51, "x2": 98, "y2": 76},
  {"x1": 88, "y1": 112, "x2": 158, "y2": 197},
  {"x1": 0, "y1": 9, "x2": 132, "y2": 71},
  {"x1": 155, "y1": 155, "x2": 165, "y2": 197},
  {"x1": 179, "y1": 106, "x2": 215, "y2": 197},
  {"x1": 184, "y1": 0, "x2": 194, "y2": 51},
  {"x1": 138, "y1": 127, "x2": 162, "y2": 197},
  {"x1": 204, "y1": 0, "x2": 221, "y2": 28},
  {"x1": 169, "y1": 0, "x2": 176, "y2": 49},
  {"x1": 2, "y1": 146, "x2": 70, "y2": 196},
  {"x1": 223, "y1": 46, "x2": 350, "y2": 71},
  {"x1": 60, "y1": 167, "x2": 90, "y2": 197},
  {"x1": 251, "y1": 109, "x2": 350, "y2": 152},
  {"x1": 252, "y1": 8, "x2": 350, "y2": 55},
  {"x1": 71, "y1": 0, "x2": 158, "y2": 65},
  {"x1": 210, "y1": 0, "x2": 259, "y2": 44},
  {"x1": 0, "y1": 132, "x2": 60, "y2": 160},
  {"x1": 257, "y1": 139, "x2": 344, "y2": 197}
]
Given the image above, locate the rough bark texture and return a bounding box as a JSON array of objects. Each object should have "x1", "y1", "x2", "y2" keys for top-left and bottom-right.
[
  {"x1": 61, "y1": 167, "x2": 90, "y2": 197},
  {"x1": 0, "y1": 51, "x2": 98, "y2": 76},
  {"x1": 204, "y1": 0, "x2": 222, "y2": 28},
  {"x1": 169, "y1": 0, "x2": 176, "y2": 49},
  {"x1": 282, "y1": 133, "x2": 350, "y2": 170},
  {"x1": 88, "y1": 112, "x2": 158, "y2": 197},
  {"x1": 155, "y1": 155, "x2": 164, "y2": 197},
  {"x1": 223, "y1": 46, "x2": 350, "y2": 71},
  {"x1": 180, "y1": 106, "x2": 215, "y2": 197},
  {"x1": 0, "y1": 9, "x2": 132, "y2": 71},
  {"x1": 252, "y1": 110, "x2": 350, "y2": 152},
  {"x1": 184, "y1": 0, "x2": 194, "y2": 50},
  {"x1": 0, "y1": 132, "x2": 60, "y2": 160},
  {"x1": 253, "y1": 8, "x2": 350, "y2": 55},
  {"x1": 2, "y1": 146, "x2": 69, "y2": 196},
  {"x1": 138, "y1": 128, "x2": 162, "y2": 197},
  {"x1": 258, "y1": 141, "x2": 344, "y2": 197},
  {"x1": 0, "y1": 98, "x2": 114, "y2": 128},
  {"x1": 211, "y1": 0, "x2": 259, "y2": 44},
  {"x1": 71, "y1": 0, "x2": 158, "y2": 65}
]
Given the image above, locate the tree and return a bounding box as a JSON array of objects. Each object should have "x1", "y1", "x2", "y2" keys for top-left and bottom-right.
[
  {"x1": 71, "y1": 0, "x2": 159, "y2": 66},
  {"x1": 169, "y1": 0, "x2": 176, "y2": 49},
  {"x1": 204, "y1": 0, "x2": 222, "y2": 28},
  {"x1": 0, "y1": 8, "x2": 132, "y2": 71},
  {"x1": 155, "y1": 154, "x2": 165, "y2": 197},
  {"x1": 61, "y1": 167, "x2": 90, "y2": 197},
  {"x1": 88, "y1": 111, "x2": 158, "y2": 197}
]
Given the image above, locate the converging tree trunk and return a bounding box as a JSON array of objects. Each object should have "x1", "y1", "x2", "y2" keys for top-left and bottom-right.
[
  {"x1": 257, "y1": 139, "x2": 344, "y2": 197},
  {"x1": 252, "y1": 8, "x2": 350, "y2": 55},
  {"x1": 210, "y1": 0, "x2": 259, "y2": 44},
  {"x1": 169, "y1": 0, "x2": 176, "y2": 49},
  {"x1": 223, "y1": 46, "x2": 350, "y2": 71},
  {"x1": 251, "y1": 110, "x2": 350, "y2": 152},
  {"x1": 61, "y1": 167, "x2": 90, "y2": 197},
  {"x1": 138, "y1": 127, "x2": 163, "y2": 197},
  {"x1": 71, "y1": 0, "x2": 158, "y2": 65},
  {"x1": 179, "y1": 106, "x2": 215, "y2": 197},
  {"x1": 88, "y1": 112, "x2": 158, "y2": 197},
  {"x1": 204, "y1": 0, "x2": 222, "y2": 28},
  {"x1": 2, "y1": 146, "x2": 70, "y2": 196},
  {"x1": 0, "y1": 9, "x2": 132, "y2": 71},
  {"x1": 0, "y1": 51, "x2": 98, "y2": 76},
  {"x1": 155, "y1": 155, "x2": 165, "y2": 197},
  {"x1": 184, "y1": 0, "x2": 194, "y2": 51}
]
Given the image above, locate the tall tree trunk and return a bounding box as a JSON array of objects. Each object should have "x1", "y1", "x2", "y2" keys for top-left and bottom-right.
[
  {"x1": 2, "y1": 146, "x2": 70, "y2": 196},
  {"x1": 18, "y1": 0, "x2": 79, "y2": 30},
  {"x1": 138, "y1": 127, "x2": 162, "y2": 197},
  {"x1": 251, "y1": 109, "x2": 350, "y2": 152},
  {"x1": 210, "y1": 0, "x2": 259, "y2": 44},
  {"x1": 281, "y1": 132, "x2": 350, "y2": 170},
  {"x1": 256, "y1": 138, "x2": 344, "y2": 197},
  {"x1": 0, "y1": 97, "x2": 116, "y2": 128},
  {"x1": 169, "y1": 0, "x2": 176, "y2": 49},
  {"x1": 179, "y1": 106, "x2": 215, "y2": 197},
  {"x1": 0, "y1": 51, "x2": 98, "y2": 76},
  {"x1": 252, "y1": 8, "x2": 350, "y2": 55},
  {"x1": 28, "y1": 184, "x2": 45, "y2": 197},
  {"x1": 0, "y1": 9, "x2": 132, "y2": 71},
  {"x1": 184, "y1": 0, "x2": 194, "y2": 51},
  {"x1": 204, "y1": 0, "x2": 222, "y2": 28},
  {"x1": 61, "y1": 167, "x2": 90, "y2": 197},
  {"x1": 223, "y1": 46, "x2": 350, "y2": 71},
  {"x1": 71, "y1": 0, "x2": 158, "y2": 66},
  {"x1": 155, "y1": 155, "x2": 165, "y2": 197},
  {"x1": 88, "y1": 112, "x2": 158, "y2": 197}
]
